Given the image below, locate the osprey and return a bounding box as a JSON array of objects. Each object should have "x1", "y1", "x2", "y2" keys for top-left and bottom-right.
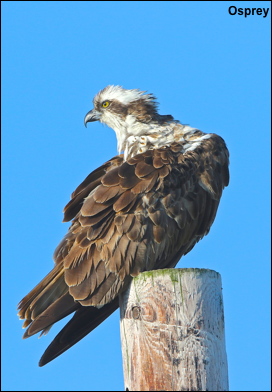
[{"x1": 18, "y1": 85, "x2": 229, "y2": 366}]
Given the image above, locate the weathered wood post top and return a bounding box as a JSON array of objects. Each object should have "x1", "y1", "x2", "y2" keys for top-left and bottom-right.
[{"x1": 119, "y1": 268, "x2": 229, "y2": 391}]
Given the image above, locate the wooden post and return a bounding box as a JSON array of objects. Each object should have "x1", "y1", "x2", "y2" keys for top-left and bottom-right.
[{"x1": 119, "y1": 268, "x2": 229, "y2": 391}]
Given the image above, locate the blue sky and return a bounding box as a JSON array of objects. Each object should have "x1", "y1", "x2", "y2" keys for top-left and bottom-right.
[{"x1": 2, "y1": 1, "x2": 270, "y2": 391}]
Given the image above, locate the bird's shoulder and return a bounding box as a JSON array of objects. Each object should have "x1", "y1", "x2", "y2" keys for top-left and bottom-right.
[{"x1": 63, "y1": 134, "x2": 229, "y2": 224}]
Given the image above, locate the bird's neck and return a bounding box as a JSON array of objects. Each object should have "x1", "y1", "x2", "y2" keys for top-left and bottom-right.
[{"x1": 113, "y1": 118, "x2": 200, "y2": 160}]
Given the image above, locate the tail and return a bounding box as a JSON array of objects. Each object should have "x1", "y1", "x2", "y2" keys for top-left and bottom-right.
[
  {"x1": 39, "y1": 297, "x2": 119, "y2": 366},
  {"x1": 18, "y1": 262, "x2": 119, "y2": 366},
  {"x1": 18, "y1": 263, "x2": 68, "y2": 330}
]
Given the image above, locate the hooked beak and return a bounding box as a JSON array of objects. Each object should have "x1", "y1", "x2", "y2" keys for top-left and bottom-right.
[{"x1": 84, "y1": 109, "x2": 101, "y2": 127}]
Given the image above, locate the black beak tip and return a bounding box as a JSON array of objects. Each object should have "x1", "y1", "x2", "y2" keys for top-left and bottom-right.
[
  {"x1": 84, "y1": 109, "x2": 100, "y2": 127},
  {"x1": 84, "y1": 113, "x2": 91, "y2": 128}
]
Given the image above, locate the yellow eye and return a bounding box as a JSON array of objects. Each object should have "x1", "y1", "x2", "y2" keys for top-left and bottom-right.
[{"x1": 102, "y1": 101, "x2": 110, "y2": 108}]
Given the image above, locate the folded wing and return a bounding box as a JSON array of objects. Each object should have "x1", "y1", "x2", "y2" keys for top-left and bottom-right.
[{"x1": 18, "y1": 136, "x2": 229, "y2": 365}]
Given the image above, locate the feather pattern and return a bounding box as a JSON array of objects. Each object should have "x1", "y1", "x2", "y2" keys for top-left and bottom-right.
[{"x1": 18, "y1": 85, "x2": 229, "y2": 366}]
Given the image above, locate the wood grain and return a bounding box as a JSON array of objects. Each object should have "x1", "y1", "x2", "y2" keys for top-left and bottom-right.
[{"x1": 119, "y1": 268, "x2": 229, "y2": 391}]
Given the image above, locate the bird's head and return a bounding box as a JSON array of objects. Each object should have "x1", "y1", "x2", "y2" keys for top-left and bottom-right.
[
  {"x1": 84, "y1": 85, "x2": 175, "y2": 158},
  {"x1": 84, "y1": 85, "x2": 158, "y2": 127}
]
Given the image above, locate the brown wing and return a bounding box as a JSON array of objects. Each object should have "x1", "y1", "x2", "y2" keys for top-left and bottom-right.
[
  {"x1": 18, "y1": 135, "x2": 229, "y2": 365},
  {"x1": 17, "y1": 156, "x2": 123, "y2": 333}
]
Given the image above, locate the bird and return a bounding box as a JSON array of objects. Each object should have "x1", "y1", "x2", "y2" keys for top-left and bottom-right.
[{"x1": 18, "y1": 85, "x2": 230, "y2": 367}]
